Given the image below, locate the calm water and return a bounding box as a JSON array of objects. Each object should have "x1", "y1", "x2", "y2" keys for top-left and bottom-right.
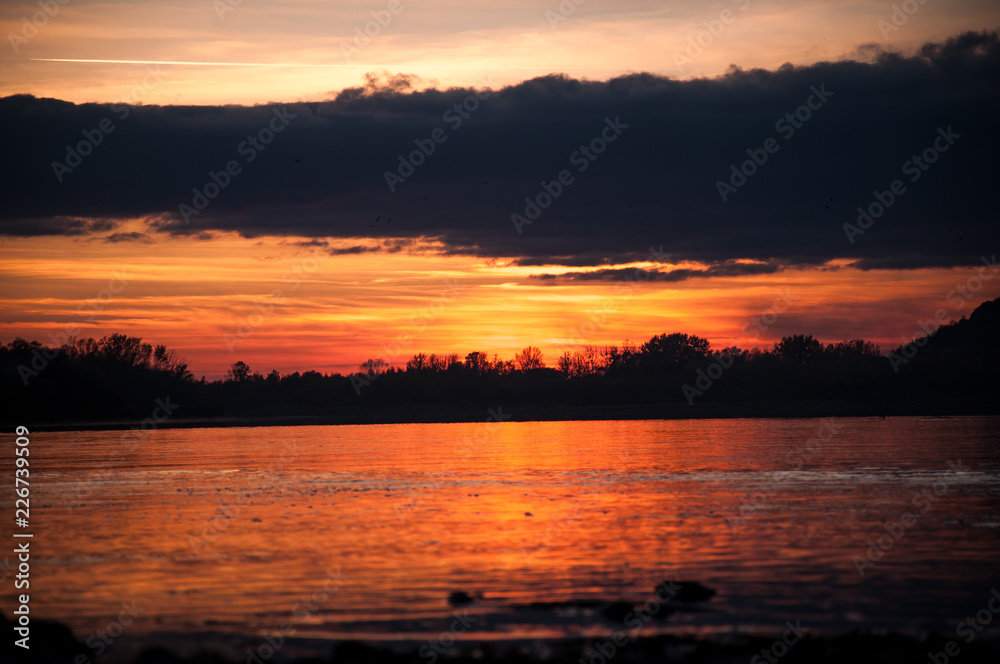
[{"x1": 3, "y1": 417, "x2": 1000, "y2": 659}]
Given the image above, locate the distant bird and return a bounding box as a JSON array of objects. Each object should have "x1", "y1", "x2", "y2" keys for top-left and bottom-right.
[
  {"x1": 294, "y1": 158, "x2": 300, "y2": 163},
  {"x1": 386, "y1": 217, "x2": 391, "y2": 224}
]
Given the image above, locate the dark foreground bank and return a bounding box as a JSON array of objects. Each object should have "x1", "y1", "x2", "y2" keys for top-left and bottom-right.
[{"x1": 4, "y1": 613, "x2": 1000, "y2": 664}]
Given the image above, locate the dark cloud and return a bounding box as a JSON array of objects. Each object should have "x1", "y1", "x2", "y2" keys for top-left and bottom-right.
[
  {"x1": 0, "y1": 215, "x2": 116, "y2": 236},
  {"x1": 103, "y1": 231, "x2": 152, "y2": 244},
  {"x1": 322, "y1": 238, "x2": 415, "y2": 255},
  {"x1": 2, "y1": 31, "x2": 998, "y2": 274},
  {"x1": 534, "y1": 259, "x2": 785, "y2": 283},
  {"x1": 327, "y1": 245, "x2": 377, "y2": 255}
]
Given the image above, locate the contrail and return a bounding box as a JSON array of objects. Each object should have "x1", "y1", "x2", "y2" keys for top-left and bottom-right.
[
  {"x1": 33, "y1": 58, "x2": 374, "y2": 67},
  {"x1": 30, "y1": 58, "x2": 634, "y2": 70}
]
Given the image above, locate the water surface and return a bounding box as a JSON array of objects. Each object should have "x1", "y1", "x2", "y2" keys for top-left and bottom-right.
[{"x1": 4, "y1": 417, "x2": 1000, "y2": 658}]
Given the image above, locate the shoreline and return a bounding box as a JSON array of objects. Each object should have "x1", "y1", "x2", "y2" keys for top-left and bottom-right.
[
  {"x1": 8, "y1": 398, "x2": 999, "y2": 432},
  {"x1": 6, "y1": 617, "x2": 1000, "y2": 664}
]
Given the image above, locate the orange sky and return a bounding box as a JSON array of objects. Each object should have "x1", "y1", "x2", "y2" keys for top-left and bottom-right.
[
  {"x1": 1, "y1": 1, "x2": 998, "y2": 378},
  {"x1": 2, "y1": 0, "x2": 995, "y2": 105},
  {"x1": 1, "y1": 228, "x2": 996, "y2": 378}
]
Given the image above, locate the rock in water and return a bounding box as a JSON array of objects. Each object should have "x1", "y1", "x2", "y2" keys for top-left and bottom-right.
[
  {"x1": 448, "y1": 591, "x2": 475, "y2": 606},
  {"x1": 659, "y1": 579, "x2": 716, "y2": 602}
]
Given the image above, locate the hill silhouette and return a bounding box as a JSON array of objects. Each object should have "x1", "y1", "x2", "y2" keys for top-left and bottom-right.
[{"x1": 2, "y1": 298, "x2": 998, "y2": 427}]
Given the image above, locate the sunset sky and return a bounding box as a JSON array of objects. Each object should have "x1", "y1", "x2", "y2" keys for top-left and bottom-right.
[{"x1": 1, "y1": 0, "x2": 998, "y2": 378}]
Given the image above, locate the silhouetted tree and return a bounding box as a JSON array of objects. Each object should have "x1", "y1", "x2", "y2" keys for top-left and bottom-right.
[
  {"x1": 640, "y1": 332, "x2": 711, "y2": 373},
  {"x1": 464, "y1": 351, "x2": 489, "y2": 374},
  {"x1": 514, "y1": 346, "x2": 544, "y2": 371},
  {"x1": 604, "y1": 341, "x2": 640, "y2": 375},
  {"x1": 775, "y1": 334, "x2": 823, "y2": 364},
  {"x1": 98, "y1": 333, "x2": 153, "y2": 367},
  {"x1": 227, "y1": 360, "x2": 252, "y2": 383},
  {"x1": 490, "y1": 353, "x2": 514, "y2": 375},
  {"x1": 557, "y1": 346, "x2": 605, "y2": 378},
  {"x1": 359, "y1": 358, "x2": 389, "y2": 375},
  {"x1": 3, "y1": 296, "x2": 997, "y2": 423},
  {"x1": 406, "y1": 353, "x2": 428, "y2": 372}
]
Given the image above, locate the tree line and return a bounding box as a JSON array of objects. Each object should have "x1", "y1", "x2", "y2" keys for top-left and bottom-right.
[{"x1": 1, "y1": 297, "x2": 997, "y2": 423}]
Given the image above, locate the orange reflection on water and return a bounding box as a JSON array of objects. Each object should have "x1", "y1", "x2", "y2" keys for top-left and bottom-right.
[{"x1": 3, "y1": 417, "x2": 1000, "y2": 656}]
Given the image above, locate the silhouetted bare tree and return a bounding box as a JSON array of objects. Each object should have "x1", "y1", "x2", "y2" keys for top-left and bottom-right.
[{"x1": 514, "y1": 346, "x2": 544, "y2": 371}]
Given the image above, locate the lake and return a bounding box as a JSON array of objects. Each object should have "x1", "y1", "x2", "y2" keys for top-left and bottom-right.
[{"x1": 4, "y1": 416, "x2": 1000, "y2": 660}]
